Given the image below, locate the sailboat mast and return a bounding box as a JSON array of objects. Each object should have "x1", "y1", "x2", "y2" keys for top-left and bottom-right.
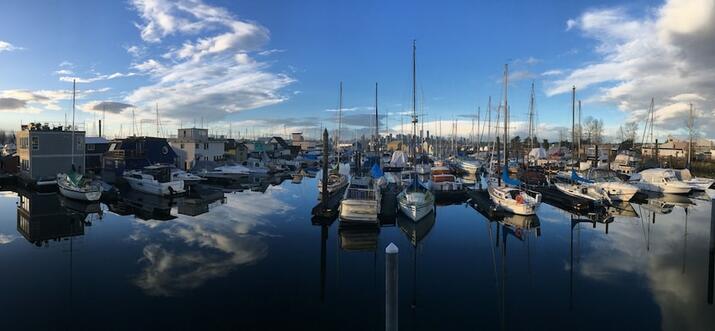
[
  {"x1": 71, "y1": 79, "x2": 76, "y2": 167},
  {"x1": 411, "y1": 40, "x2": 417, "y2": 162},
  {"x1": 528, "y1": 81, "x2": 535, "y2": 150},
  {"x1": 337, "y1": 82, "x2": 343, "y2": 167},
  {"x1": 503, "y1": 64, "x2": 508, "y2": 166},
  {"x1": 688, "y1": 103, "x2": 693, "y2": 168},
  {"x1": 375, "y1": 82, "x2": 379, "y2": 151},
  {"x1": 571, "y1": 86, "x2": 576, "y2": 165},
  {"x1": 155, "y1": 103, "x2": 160, "y2": 137}
]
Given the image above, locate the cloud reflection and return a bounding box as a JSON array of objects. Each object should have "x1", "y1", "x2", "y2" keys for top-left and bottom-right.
[
  {"x1": 130, "y1": 187, "x2": 294, "y2": 296},
  {"x1": 575, "y1": 204, "x2": 715, "y2": 328},
  {"x1": 0, "y1": 233, "x2": 17, "y2": 245}
]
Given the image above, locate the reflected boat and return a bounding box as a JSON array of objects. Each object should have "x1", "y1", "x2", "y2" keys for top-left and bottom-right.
[
  {"x1": 397, "y1": 210, "x2": 436, "y2": 246},
  {"x1": 109, "y1": 188, "x2": 176, "y2": 221},
  {"x1": 338, "y1": 224, "x2": 379, "y2": 252}
]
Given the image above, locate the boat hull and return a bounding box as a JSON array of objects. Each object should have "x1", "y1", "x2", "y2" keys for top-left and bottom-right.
[
  {"x1": 58, "y1": 184, "x2": 102, "y2": 201},
  {"x1": 339, "y1": 200, "x2": 380, "y2": 223},
  {"x1": 125, "y1": 177, "x2": 185, "y2": 196},
  {"x1": 397, "y1": 191, "x2": 435, "y2": 222},
  {"x1": 487, "y1": 185, "x2": 539, "y2": 215}
]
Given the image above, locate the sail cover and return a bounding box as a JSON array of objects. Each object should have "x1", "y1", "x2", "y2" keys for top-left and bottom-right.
[
  {"x1": 389, "y1": 151, "x2": 407, "y2": 167},
  {"x1": 370, "y1": 163, "x2": 384, "y2": 179},
  {"x1": 502, "y1": 165, "x2": 522, "y2": 186},
  {"x1": 528, "y1": 148, "x2": 547, "y2": 160},
  {"x1": 571, "y1": 169, "x2": 594, "y2": 184}
]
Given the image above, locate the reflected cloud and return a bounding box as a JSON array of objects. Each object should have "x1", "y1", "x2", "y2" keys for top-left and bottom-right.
[
  {"x1": 130, "y1": 188, "x2": 294, "y2": 296},
  {"x1": 0, "y1": 233, "x2": 17, "y2": 245},
  {"x1": 575, "y1": 204, "x2": 715, "y2": 328}
]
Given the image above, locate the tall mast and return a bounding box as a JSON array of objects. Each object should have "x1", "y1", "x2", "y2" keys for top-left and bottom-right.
[
  {"x1": 476, "y1": 106, "x2": 481, "y2": 152},
  {"x1": 411, "y1": 40, "x2": 418, "y2": 162},
  {"x1": 487, "y1": 96, "x2": 492, "y2": 145},
  {"x1": 528, "y1": 81, "x2": 535, "y2": 150},
  {"x1": 155, "y1": 102, "x2": 160, "y2": 137},
  {"x1": 571, "y1": 86, "x2": 576, "y2": 164},
  {"x1": 503, "y1": 64, "x2": 508, "y2": 167},
  {"x1": 649, "y1": 97, "x2": 655, "y2": 145},
  {"x1": 336, "y1": 82, "x2": 343, "y2": 168},
  {"x1": 71, "y1": 79, "x2": 76, "y2": 167},
  {"x1": 578, "y1": 99, "x2": 582, "y2": 159},
  {"x1": 375, "y1": 82, "x2": 379, "y2": 151},
  {"x1": 688, "y1": 103, "x2": 693, "y2": 168}
]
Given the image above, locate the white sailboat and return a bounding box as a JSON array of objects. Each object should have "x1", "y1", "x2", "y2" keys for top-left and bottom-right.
[
  {"x1": 57, "y1": 80, "x2": 102, "y2": 202},
  {"x1": 398, "y1": 40, "x2": 435, "y2": 222},
  {"x1": 553, "y1": 86, "x2": 610, "y2": 204},
  {"x1": 487, "y1": 64, "x2": 541, "y2": 215},
  {"x1": 318, "y1": 82, "x2": 349, "y2": 194}
]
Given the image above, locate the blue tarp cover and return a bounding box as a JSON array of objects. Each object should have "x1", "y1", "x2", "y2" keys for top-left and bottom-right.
[
  {"x1": 502, "y1": 165, "x2": 522, "y2": 186},
  {"x1": 370, "y1": 163, "x2": 384, "y2": 178},
  {"x1": 571, "y1": 169, "x2": 594, "y2": 183}
]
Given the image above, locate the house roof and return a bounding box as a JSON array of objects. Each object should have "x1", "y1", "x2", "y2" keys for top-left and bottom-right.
[
  {"x1": 85, "y1": 136, "x2": 109, "y2": 144},
  {"x1": 271, "y1": 136, "x2": 290, "y2": 148}
]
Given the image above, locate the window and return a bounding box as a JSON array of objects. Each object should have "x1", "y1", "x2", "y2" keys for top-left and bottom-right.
[
  {"x1": 204, "y1": 143, "x2": 209, "y2": 149},
  {"x1": 87, "y1": 144, "x2": 95, "y2": 151},
  {"x1": 19, "y1": 137, "x2": 28, "y2": 149},
  {"x1": 195, "y1": 143, "x2": 200, "y2": 149},
  {"x1": 21, "y1": 159, "x2": 29, "y2": 171},
  {"x1": 76, "y1": 137, "x2": 82, "y2": 149},
  {"x1": 180, "y1": 143, "x2": 184, "y2": 149},
  {"x1": 183, "y1": 130, "x2": 186, "y2": 137},
  {"x1": 31, "y1": 137, "x2": 38, "y2": 150}
]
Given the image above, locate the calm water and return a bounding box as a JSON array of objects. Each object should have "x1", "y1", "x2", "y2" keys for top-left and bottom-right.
[{"x1": 1, "y1": 176, "x2": 714, "y2": 330}]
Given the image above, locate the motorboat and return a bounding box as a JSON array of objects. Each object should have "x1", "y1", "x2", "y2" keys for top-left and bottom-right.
[
  {"x1": 339, "y1": 176, "x2": 381, "y2": 223},
  {"x1": 628, "y1": 168, "x2": 692, "y2": 194},
  {"x1": 123, "y1": 165, "x2": 185, "y2": 196},
  {"x1": 397, "y1": 179, "x2": 435, "y2": 221},
  {"x1": 673, "y1": 168, "x2": 714, "y2": 191},
  {"x1": 57, "y1": 171, "x2": 102, "y2": 201},
  {"x1": 610, "y1": 152, "x2": 640, "y2": 175},
  {"x1": 455, "y1": 158, "x2": 482, "y2": 174},
  {"x1": 240, "y1": 158, "x2": 271, "y2": 174},
  {"x1": 172, "y1": 168, "x2": 206, "y2": 183},
  {"x1": 430, "y1": 165, "x2": 464, "y2": 192}
]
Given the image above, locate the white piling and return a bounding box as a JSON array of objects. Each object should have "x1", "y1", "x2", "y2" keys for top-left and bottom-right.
[{"x1": 385, "y1": 242, "x2": 399, "y2": 331}]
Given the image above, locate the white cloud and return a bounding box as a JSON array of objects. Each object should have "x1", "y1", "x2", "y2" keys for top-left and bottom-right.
[
  {"x1": 125, "y1": 0, "x2": 294, "y2": 121},
  {"x1": 0, "y1": 40, "x2": 22, "y2": 52},
  {"x1": 60, "y1": 71, "x2": 138, "y2": 83},
  {"x1": 54, "y1": 69, "x2": 74, "y2": 75},
  {"x1": 546, "y1": 0, "x2": 715, "y2": 138},
  {"x1": 0, "y1": 88, "x2": 109, "y2": 113},
  {"x1": 541, "y1": 69, "x2": 563, "y2": 76}
]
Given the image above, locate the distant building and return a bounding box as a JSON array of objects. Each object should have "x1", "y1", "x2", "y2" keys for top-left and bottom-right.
[
  {"x1": 85, "y1": 137, "x2": 110, "y2": 174},
  {"x1": 291, "y1": 132, "x2": 316, "y2": 151},
  {"x1": 16, "y1": 188, "x2": 85, "y2": 247},
  {"x1": 16, "y1": 123, "x2": 85, "y2": 182},
  {"x1": 224, "y1": 139, "x2": 248, "y2": 162},
  {"x1": 103, "y1": 136, "x2": 177, "y2": 182},
  {"x1": 169, "y1": 128, "x2": 226, "y2": 170}
]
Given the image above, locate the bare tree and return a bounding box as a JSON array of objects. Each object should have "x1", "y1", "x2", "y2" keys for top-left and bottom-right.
[
  {"x1": 624, "y1": 121, "x2": 638, "y2": 142},
  {"x1": 584, "y1": 116, "x2": 605, "y2": 144}
]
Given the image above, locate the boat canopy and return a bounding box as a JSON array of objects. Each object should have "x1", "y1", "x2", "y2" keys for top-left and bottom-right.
[{"x1": 502, "y1": 165, "x2": 522, "y2": 186}]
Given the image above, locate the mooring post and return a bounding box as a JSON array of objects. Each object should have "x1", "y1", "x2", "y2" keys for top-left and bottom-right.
[
  {"x1": 321, "y1": 129, "x2": 329, "y2": 204},
  {"x1": 385, "y1": 243, "x2": 399, "y2": 331},
  {"x1": 708, "y1": 196, "x2": 714, "y2": 304}
]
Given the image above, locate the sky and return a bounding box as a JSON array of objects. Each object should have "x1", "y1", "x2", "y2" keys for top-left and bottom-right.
[{"x1": 0, "y1": 0, "x2": 714, "y2": 142}]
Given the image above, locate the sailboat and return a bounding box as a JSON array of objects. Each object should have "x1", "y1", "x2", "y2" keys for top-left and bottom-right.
[
  {"x1": 553, "y1": 87, "x2": 610, "y2": 204},
  {"x1": 57, "y1": 80, "x2": 102, "y2": 201},
  {"x1": 398, "y1": 41, "x2": 435, "y2": 222},
  {"x1": 318, "y1": 82, "x2": 349, "y2": 195},
  {"x1": 487, "y1": 64, "x2": 541, "y2": 215}
]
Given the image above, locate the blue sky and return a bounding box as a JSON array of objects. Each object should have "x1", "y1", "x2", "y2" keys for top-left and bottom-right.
[{"x1": 1, "y1": 0, "x2": 713, "y2": 141}]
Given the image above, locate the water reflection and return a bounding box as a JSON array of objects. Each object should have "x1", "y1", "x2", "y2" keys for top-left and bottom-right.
[
  {"x1": 16, "y1": 189, "x2": 93, "y2": 246},
  {"x1": 129, "y1": 186, "x2": 291, "y2": 296}
]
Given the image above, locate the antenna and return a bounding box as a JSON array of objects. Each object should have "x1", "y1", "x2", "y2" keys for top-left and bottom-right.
[{"x1": 71, "y1": 79, "x2": 76, "y2": 168}]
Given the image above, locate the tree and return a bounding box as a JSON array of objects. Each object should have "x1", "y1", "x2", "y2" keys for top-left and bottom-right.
[
  {"x1": 623, "y1": 121, "x2": 638, "y2": 143},
  {"x1": 542, "y1": 138, "x2": 549, "y2": 148},
  {"x1": 584, "y1": 116, "x2": 605, "y2": 144}
]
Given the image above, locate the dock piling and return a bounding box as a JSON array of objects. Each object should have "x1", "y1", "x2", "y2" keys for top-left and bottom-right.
[
  {"x1": 385, "y1": 242, "x2": 399, "y2": 331},
  {"x1": 708, "y1": 196, "x2": 714, "y2": 304}
]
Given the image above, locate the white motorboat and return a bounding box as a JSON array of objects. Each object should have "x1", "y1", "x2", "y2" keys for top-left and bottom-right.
[
  {"x1": 455, "y1": 158, "x2": 481, "y2": 174},
  {"x1": 673, "y1": 168, "x2": 714, "y2": 191},
  {"x1": 240, "y1": 158, "x2": 271, "y2": 174},
  {"x1": 628, "y1": 168, "x2": 692, "y2": 194},
  {"x1": 398, "y1": 180, "x2": 435, "y2": 221},
  {"x1": 339, "y1": 176, "x2": 381, "y2": 223},
  {"x1": 554, "y1": 181, "x2": 609, "y2": 203},
  {"x1": 124, "y1": 165, "x2": 185, "y2": 196},
  {"x1": 172, "y1": 168, "x2": 206, "y2": 183},
  {"x1": 610, "y1": 152, "x2": 640, "y2": 175},
  {"x1": 430, "y1": 164, "x2": 463, "y2": 192},
  {"x1": 57, "y1": 171, "x2": 102, "y2": 201}
]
